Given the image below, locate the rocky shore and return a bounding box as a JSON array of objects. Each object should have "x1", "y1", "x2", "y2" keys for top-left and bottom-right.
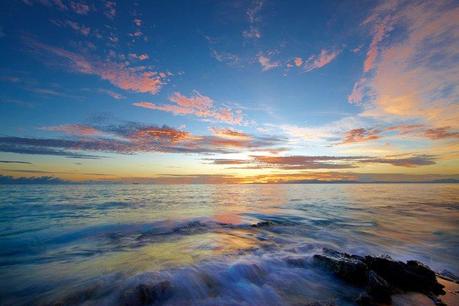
[{"x1": 112, "y1": 249, "x2": 458, "y2": 306}]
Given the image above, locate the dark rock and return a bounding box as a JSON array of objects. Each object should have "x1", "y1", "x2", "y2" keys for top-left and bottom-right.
[
  {"x1": 355, "y1": 292, "x2": 378, "y2": 306},
  {"x1": 120, "y1": 281, "x2": 172, "y2": 306},
  {"x1": 364, "y1": 257, "x2": 444, "y2": 295},
  {"x1": 366, "y1": 270, "x2": 391, "y2": 303},
  {"x1": 313, "y1": 249, "x2": 446, "y2": 305},
  {"x1": 251, "y1": 221, "x2": 275, "y2": 228},
  {"x1": 313, "y1": 253, "x2": 368, "y2": 285}
]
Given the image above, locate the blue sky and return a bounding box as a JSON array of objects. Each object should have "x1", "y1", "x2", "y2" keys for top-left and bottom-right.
[{"x1": 0, "y1": 0, "x2": 458, "y2": 183}]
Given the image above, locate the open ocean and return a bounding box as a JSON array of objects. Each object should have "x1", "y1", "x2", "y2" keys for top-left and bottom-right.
[{"x1": 0, "y1": 184, "x2": 458, "y2": 305}]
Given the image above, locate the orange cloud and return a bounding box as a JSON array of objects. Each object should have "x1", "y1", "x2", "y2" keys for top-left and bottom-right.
[
  {"x1": 294, "y1": 57, "x2": 303, "y2": 67},
  {"x1": 133, "y1": 91, "x2": 243, "y2": 125},
  {"x1": 341, "y1": 128, "x2": 381, "y2": 144},
  {"x1": 424, "y1": 127, "x2": 459, "y2": 140},
  {"x1": 40, "y1": 124, "x2": 100, "y2": 136},
  {"x1": 304, "y1": 49, "x2": 340, "y2": 72},
  {"x1": 363, "y1": 17, "x2": 392, "y2": 72},
  {"x1": 258, "y1": 55, "x2": 279, "y2": 71},
  {"x1": 351, "y1": 1, "x2": 459, "y2": 129},
  {"x1": 28, "y1": 39, "x2": 164, "y2": 94},
  {"x1": 210, "y1": 128, "x2": 251, "y2": 140}
]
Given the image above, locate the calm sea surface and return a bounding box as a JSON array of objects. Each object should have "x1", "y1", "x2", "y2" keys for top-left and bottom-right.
[{"x1": 0, "y1": 184, "x2": 458, "y2": 305}]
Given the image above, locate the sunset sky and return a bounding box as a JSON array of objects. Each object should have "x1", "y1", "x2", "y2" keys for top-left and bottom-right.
[{"x1": 0, "y1": 0, "x2": 458, "y2": 183}]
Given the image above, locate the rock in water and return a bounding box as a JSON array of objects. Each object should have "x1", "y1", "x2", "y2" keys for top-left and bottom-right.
[
  {"x1": 313, "y1": 249, "x2": 369, "y2": 285},
  {"x1": 313, "y1": 249, "x2": 446, "y2": 305},
  {"x1": 366, "y1": 270, "x2": 391, "y2": 303},
  {"x1": 120, "y1": 281, "x2": 172, "y2": 306}
]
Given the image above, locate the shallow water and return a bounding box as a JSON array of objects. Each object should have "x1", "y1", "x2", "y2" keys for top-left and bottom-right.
[{"x1": 0, "y1": 184, "x2": 458, "y2": 305}]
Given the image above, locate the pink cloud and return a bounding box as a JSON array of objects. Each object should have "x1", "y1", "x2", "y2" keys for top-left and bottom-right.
[
  {"x1": 54, "y1": 20, "x2": 90, "y2": 36},
  {"x1": 348, "y1": 77, "x2": 366, "y2": 104},
  {"x1": 129, "y1": 53, "x2": 149, "y2": 61},
  {"x1": 353, "y1": 1, "x2": 459, "y2": 130},
  {"x1": 133, "y1": 18, "x2": 142, "y2": 26},
  {"x1": 258, "y1": 55, "x2": 279, "y2": 71},
  {"x1": 104, "y1": 1, "x2": 116, "y2": 19},
  {"x1": 133, "y1": 91, "x2": 243, "y2": 125},
  {"x1": 363, "y1": 17, "x2": 392, "y2": 72},
  {"x1": 294, "y1": 57, "x2": 303, "y2": 67},
  {"x1": 70, "y1": 1, "x2": 90, "y2": 15},
  {"x1": 99, "y1": 89, "x2": 125, "y2": 100},
  {"x1": 29, "y1": 39, "x2": 164, "y2": 94},
  {"x1": 41, "y1": 124, "x2": 100, "y2": 136},
  {"x1": 341, "y1": 128, "x2": 381, "y2": 144},
  {"x1": 303, "y1": 49, "x2": 340, "y2": 72}
]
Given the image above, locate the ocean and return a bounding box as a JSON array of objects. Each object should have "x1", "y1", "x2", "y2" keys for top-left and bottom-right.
[{"x1": 0, "y1": 184, "x2": 458, "y2": 305}]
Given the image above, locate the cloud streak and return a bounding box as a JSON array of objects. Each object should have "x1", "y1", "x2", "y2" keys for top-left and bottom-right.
[
  {"x1": 28, "y1": 38, "x2": 165, "y2": 94},
  {"x1": 133, "y1": 91, "x2": 243, "y2": 125},
  {"x1": 0, "y1": 122, "x2": 284, "y2": 158}
]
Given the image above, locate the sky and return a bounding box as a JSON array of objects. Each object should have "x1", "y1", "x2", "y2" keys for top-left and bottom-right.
[{"x1": 0, "y1": 0, "x2": 458, "y2": 183}]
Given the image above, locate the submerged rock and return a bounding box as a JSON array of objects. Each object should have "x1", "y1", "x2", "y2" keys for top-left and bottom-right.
[
  {"x1": 313, "y1": 249, "x2": 446, "y2": 305},
  {"x1": 120, "y1": 281, "x2": 172, "y2": 306}
]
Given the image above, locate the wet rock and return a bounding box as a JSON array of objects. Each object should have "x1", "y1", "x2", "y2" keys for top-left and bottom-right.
[
  {"x1": 355, "y1": 292, "x2": 378, "y2": 306},
  {"x1": 251, "y1": 220, "x2": 275, "y2": 228},
  {"x1": 120, "y1": 281, "x2": 172, "y2": 306},
  {"x1": 366, "y1": 270, "x2": 391, "y2": 303},
  {"x1": 364, "y1": 257, "x2": 445, "y2": 295},
  {"x1": 313, "y1": 252, "x2": 368, "y2": 285},
  {"x1": 312, "y1": 249, "x2": 446, "y2": 305}
]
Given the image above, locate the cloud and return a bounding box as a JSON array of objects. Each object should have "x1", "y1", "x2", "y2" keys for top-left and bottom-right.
[
  {"x1": 133, "y1": 18, "x2": 142, "y2": 26},
  {"x1": 424, "y1": 127, "x2": 459, "y2": 140},
  {"x1": 69, "y1": 1, "x2": 90, "y2": 15},
  {"x1": 206, "y1": 153, "x2": 436, "y2": 170},
  {"x1": 28, "y1": 38, "x2": 165, "y2": 94},
  {"x1": 341, "y1": 128, "x2": 381, "y2": 144},
  {"x1": 104, "y1": 1, "x2": 116, "y2": 19},
  {"x1": 209, "y1": 128, "x2": 251, "y2": 140},
  {"x1": 0, "y1": 122, "x2": 284, "y2": 158},
  {"x1": 350, "y1": 0, "x2": 459, "y2": 129},
  {"x1": 242, "y1": 0, "x2": 264, "y2": 39},
  {"x1": 258, "y1": 55, "x2": 280, "y2": 71},
  {"x1": 340, "y1": 124, "x2": 459, "y2": 144},
  {"x1": 359, "y1": 154, "x2": 436, "y2": 167},
  {"x1": 211, "y1": 50, "x2": 241, "y2": 67},
  {"x1": 363, "y1": 17, "x2": 392, "y2": 72},
  {"x1": 52, "y1": 20, "x2": 90, "y2": 36},
  {"x1": 133, "y1": 91, "x2": 243, "y2": 125},
  {"x1": 294, "y1": 57, "x2": 303, "y2": 67},
  {"x1": 98, "y1": 89, "x2": 125, "y2": 100},
  {"x1": 40, "y1": 124, "x2": 100, "y2": 136},
  {"x1": 303, "y1": 49, "x2": 340, "y2": 72},
  {"x1": 129, "y1": 53, "x2": 149, "y2": 61}
]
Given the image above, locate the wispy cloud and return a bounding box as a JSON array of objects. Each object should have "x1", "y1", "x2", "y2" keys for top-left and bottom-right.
[
  {"x1": 206, "y1": 153, "x2": 437, "y2": 170},
  {"x1": 40, "y1": 124, "x2": 101, "y2": 136},
  {"x1": 103, "y1": 1, "x2": 116, "y2": 19},
  {"x1": 28, "y1": 38, "x2": 165, "y2": 94},
  {"x1": 258, "y1": 55, "x2": 279, "y2": 71},
  {"x1": 98, "y1": 89, "x2": 125, "y2": 100},
  {"x1": 133, "y1": 91, "x2": 243, "y2": 125},
  {"x1": 242, "y1": 0, "x2": 264, "y2": 39},
  {"x1": 341, "y1": 128, "x2": 381, "y2": 144},
  {"x1": 0, "y1": 122, "x2": 284, "y2": 158},
  {"x1": 303, "y1": 49, "x2": 340, "y2": 72},
  {"x1": 350, "y1": 0, "x2": 459, "y2": 130},
  {"x1": 211, "y1": 50, "x2": 241, "y2": 67}
]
